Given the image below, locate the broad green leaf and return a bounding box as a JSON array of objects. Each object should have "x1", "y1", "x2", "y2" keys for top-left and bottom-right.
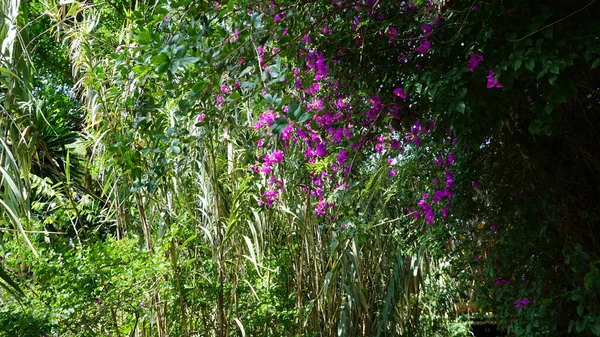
[
  {"x1": 269, "y1": 117, "x2": 289, "y2": 134},
  {"x1": 287, "y1": 102, "x2": 302, "y2": 121},
  {"x1": 526, "y1": 59, "x2": 535, "y2": 71},
  {"x1": 514, "y1": 59, "x2": 523, "y2": 71},
  {"x1": 456, "y1": 101, "x2": 466, "y2": 113}
]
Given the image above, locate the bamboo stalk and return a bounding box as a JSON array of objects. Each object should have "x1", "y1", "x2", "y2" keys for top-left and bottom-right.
[{"x1": 171, "y1": 240, "x2": 189, "y2": 337}]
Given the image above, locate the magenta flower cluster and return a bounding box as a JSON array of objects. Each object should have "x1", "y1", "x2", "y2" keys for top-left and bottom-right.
[
  {"x1": 494, "y1": 278, "x2": 509, "y2": 285},
  {"x1": 515, "y1": 298, "x2": 530, "y2": 308},
  {"x1": 235, "y1": 1, "x2": 506, "y2": 223},
  {"x1": 467, "y1": 53, "x2": 484, "y2": 72},
  {"x1": 486, "y1": 70, "x2": 503, "y2": 88}
]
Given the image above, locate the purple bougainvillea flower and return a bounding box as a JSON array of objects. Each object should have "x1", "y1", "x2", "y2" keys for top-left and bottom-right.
[
  {"x1": 281, "y1": 125, "x2": 293, "y2": 141},
  {"x1": 315, "y1": 142, "x2": 327, "y2": 157},
  {"x1": 337, "y1": 149, "x2": 348, "y2": 165},
  {"x1": 301, "y1": 34, "x2": 312, "y2": 45},
  {"x1": 515, "y1": 298, "x2": 530, "y2": 308},
  {"x1": 427, "y1": 119, "x2": 435, "y2": 132},
  {"x1": 393, "y1": 87, "x2": 407, "y2": 99},
  {"x1": 260, "y1": 189, "x2": 280, "y2": 207},
  {"x1": 421, "y1": 24, "x2": 433, "y2": 37},
  {"x1": 486, "y1": 70, "x2": 503, "y2": 88},
  {"x1": 490, "y1": 224, "x2": 498, "y2": 231},
  {"x1": 388, "y1": 26, "x2": 398, "y2": 42},
  {"x1": 220, "y1": 83, "x2": 231, "y2": 94},
  {"x1": 415, "y1": 39, "x2": 431, "y2": 54},
  {"x1": 413, "y1": 135, "x2": 422, "y2": 146},
  {"x1": 433, "y1": 190, "x2": 444, "y2": 203},
  {"x1": 305, "y1": 82, "x2": 320, "y2": 95},
  {"x1": 447, "y1": 152, "x2": 456, "y2": 166},
  {"x1": 441, "y1": 204, "x2": 450, "y2": 217},
  {"x1": 467, "y1": 53, "x2": 484, "y2": 72},
  {"x1": 314, "y1": 202, "x2": 326, "y2": 216},
  {"x1": 197, "y1": 113, "x2": 205, "y2": 123},
  {"x1": 425, "y1": 212, "x2": 435, "y2": 224},
  {"x1": 445, "y1": 171, "x2": 454, "y2": 187},
  {"x1": 352, "y1": 17, "x2": 360, "y2": 31},
  {"x1": 494, "y1": 278, "x2": 509, "y2": 285}
]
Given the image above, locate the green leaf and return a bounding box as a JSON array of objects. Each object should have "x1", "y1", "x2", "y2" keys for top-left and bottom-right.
[
  {"x1": 155, "y1": 6, "x2": 169, "y2": 14},
  {"x1": 181, "y1": 235, "x2": 198, "y2": 248},
  {"x1": 287, "y1": 102, "x2": 302, "y2": 121},
  {"x1": 584, "y1": 270, "x2": 597, "y2": 290},
  {"x1": 264, "y1": 93, "x2": 273, "y2": 104},
  {"x1": 456, "y1": 101, "x2": 466, "y2": 113},
  {"x1": 178, "y1": 99, "x2": 192, "y2": 113},
  {"x1": 298, "y1": 112, "x2": 313, "y2": 124},
  {"x1": 229, "y1": 92, "x2": 241, "y2": 101},
  {"x1": 239, "y1": 66, "x2": 254, "y2": 77},
  {"x1": 576, "y1": 320, "x2": 584, "y2": 333},
  {"x1": 280, "y1": 96, "x2": 292, "y2": 107},
  {"x1": 0, "y1": 67, "x2": 20, "y2": 79},
  {"x1": 542, "y1": 27, "x2": 553, "y2": 39},
  {"x1": 514, "y1": 59, "x2": 523, "y2": 71},
  {"x1": 270, "y1": 117, "x2": 289, "y2": 134},
  {"x1": 156, "y1": 63, "x2": 170, "y2": 74},
  {"x1": 0, "y1": 266, "x2": 24, "y2": 299},
  {"x1": 537, "y1": 68, "x2": 547, "y2": 79},
  {"x1": 526, "y1": 59, "x2": 535, "y2": 72},
  {"x1": 167, "y1": 145, "x2": 181, "y2": 155},
  {"x1": 240, "y1": 81, "x2": 255, "y2": 89},
  {"x1": 151, "y1": 53, "x2": 170, "y2": 66},
  {"x1": 178, "y1": 57, "x2": 199, "y2": 67}
]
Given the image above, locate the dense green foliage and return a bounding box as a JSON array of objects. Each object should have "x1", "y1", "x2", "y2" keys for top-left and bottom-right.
[{"x1": 1, "y1": 0, "x2": 599, "y2": 336}]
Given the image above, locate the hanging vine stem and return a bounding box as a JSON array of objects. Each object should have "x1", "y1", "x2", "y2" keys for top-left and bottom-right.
[{"x1": 506, "y1": 0, "x2": 596, "y2": 42}]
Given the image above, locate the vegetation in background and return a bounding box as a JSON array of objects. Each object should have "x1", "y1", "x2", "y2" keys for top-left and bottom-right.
[{"x1": 1, "y1": 0, "x2": 599, "y2": 336}]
